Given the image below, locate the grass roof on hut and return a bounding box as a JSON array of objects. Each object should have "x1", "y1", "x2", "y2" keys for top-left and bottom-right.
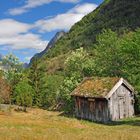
[{"x1": 71, "y1": 77, "x2": 120, "y2": 98}]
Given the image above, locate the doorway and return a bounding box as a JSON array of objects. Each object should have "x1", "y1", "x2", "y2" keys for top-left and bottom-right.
[{"x1": 118, "y1": 97, "x2": 125, "y2": 119}]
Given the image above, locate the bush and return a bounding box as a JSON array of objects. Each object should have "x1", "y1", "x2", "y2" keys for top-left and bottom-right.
[{"x1": 14, "y1": 80, "x2": 34, "y2": 112}]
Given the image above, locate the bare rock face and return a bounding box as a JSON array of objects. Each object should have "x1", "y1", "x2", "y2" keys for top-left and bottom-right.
[
  {"x1": 29, "y1": 31, "x2": 66, "y2": 64},
  {"x1": 0, "y1": 54, "x2": 3, "y2": 61},
  {"x1": 43, "y1": 31, "x2": 66, "y2": 54}
]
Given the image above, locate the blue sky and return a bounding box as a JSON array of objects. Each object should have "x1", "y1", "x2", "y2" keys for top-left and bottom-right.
[{"x1": 0, "y1": 0, "x2": 103, "y2": 63}]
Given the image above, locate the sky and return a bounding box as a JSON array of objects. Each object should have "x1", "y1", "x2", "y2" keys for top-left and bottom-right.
[{"x1": 0, "y1": 0, "x2": 103, "y2": 63}]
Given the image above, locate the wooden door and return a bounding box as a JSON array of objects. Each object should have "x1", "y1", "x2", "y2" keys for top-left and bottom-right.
[{"x1": 119, "y1": 98, "x2": 125, "y2": 119}]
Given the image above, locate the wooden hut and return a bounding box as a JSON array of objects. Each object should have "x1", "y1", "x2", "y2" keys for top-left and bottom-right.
[{"x1": 71, "y1": 77, "x2": 135, "y2": 122}]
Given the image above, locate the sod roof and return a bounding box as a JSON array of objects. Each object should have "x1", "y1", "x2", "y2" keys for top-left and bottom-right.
[{"x1": 71, "y1": 77, "x2": 120, "y2": 98}]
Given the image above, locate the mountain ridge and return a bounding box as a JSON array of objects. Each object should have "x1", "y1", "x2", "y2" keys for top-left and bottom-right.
[
  {"x1": 44, "y1": 0, "x2": 140, "y2": 58},
  {"x1": 30, "y1": 31, "x2": 66, "y2": 64}
]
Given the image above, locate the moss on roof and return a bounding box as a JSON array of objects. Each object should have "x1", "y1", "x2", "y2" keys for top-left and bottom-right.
[{"x1": 71, "y1": 77, "x2": 120, "y2": 98}]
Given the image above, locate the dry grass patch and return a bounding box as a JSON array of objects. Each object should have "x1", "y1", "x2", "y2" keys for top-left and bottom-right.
[{"x1": 0, "y1": 108, "x2": 140, "y2": 140}]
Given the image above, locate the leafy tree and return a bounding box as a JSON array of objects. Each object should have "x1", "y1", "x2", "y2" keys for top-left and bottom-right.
[
  {"x1": 83, "y1": 58, "x2": 96, "y2": 77},
  {"x1": 14, "y1": 79, "x2": 34, "y2": 112},
  {"x1": 58, "y1": 48, "x2": 98, "y2": 112},
  {"x1": 120, "y1": 29, "x2": 140, "y2": 113},
  {"x1": 120, "y1": 29, "x2": 140, "y2": 89},
  {"x1": 59, "y1": 48, "x2": 94, "y2": 112},
  {"x1": 41, "y1": 74, "x2": 64, "y2": 108},
  {"x1": 65, "y1": 48, "x2": 87, "y2": 77},
  {"x1": 94, "y1": 29, "x2": 123, "y2": 77},
  {"x1": 93, "y1": 29, "x2": 140, "y2": 113},
  {"x1": 2, "y1": 54, "x2": 23, "y2": 86},
  {"x1": 59, "y1": 72, "x2": 81, "y2": 113},
  {"x1": 2, "y1": 54, "x2": 24, "y2": 104},
  {"x1": 2, "y1": 53, "x2": 22, "y2": 70},
  {"x1": 65, "y1": 47, "x2": 95, "y2": 77}
]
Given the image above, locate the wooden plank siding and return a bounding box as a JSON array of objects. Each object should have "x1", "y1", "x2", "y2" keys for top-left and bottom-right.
[
  {"x1": 108, "y1": 84, "x2": 134, "y2": 121},
  {"x1": 75, "y1": 97, "x2": 109, "y2": 122}
]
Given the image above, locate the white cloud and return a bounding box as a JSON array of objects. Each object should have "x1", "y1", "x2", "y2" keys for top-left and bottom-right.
[
  {"x1": 0, "y1": 19, "x2": 31, "y2": 37},
  {"x1": 0, "y1": 19, "x2": 47, "y2": 51},
  {"x1": 8, "y1": 0, "x2": 79, "y2": 15},
  {"x1": 0, "y1": 3, "x2": 97, "y2": 52},
  {"x1": 0, "y1": 33, "x2": 48, "y2": 51},
  {"x1": 35, "y1": 3, "x2": 97, "y2": 32},
  {"x1": 69, "y1": 3, "x2": 97, "y2": 14},
  {"x1": 35, "y1": 13, "x2": 84, "y2": 32}
]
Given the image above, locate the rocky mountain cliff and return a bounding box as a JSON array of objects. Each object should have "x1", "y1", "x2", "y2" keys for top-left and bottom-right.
[
  {"x1": 0, "y1": 54, "x2": 3, "y2": 61},
  {"x1": 30, "y1": 31, "x2": 66, "y2": 64}
]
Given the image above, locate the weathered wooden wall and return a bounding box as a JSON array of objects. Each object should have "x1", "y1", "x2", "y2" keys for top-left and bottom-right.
[
  {"x1": 109, "y1": 84, "x2": 134, "y2": 121},
  {"x1": 74, "y1": 83, "x2": 135, "y2": 122},
  {"x1": 75, "y1": 97, "x2": 109, "y2": 122}
]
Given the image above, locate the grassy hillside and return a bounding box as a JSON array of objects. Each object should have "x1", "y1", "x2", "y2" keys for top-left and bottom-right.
[{"x1": 0, "y1": 108, "x2": 140, "y2": 140}]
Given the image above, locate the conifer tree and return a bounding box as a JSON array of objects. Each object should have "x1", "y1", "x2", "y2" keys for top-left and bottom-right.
[{"x1": 29, "y1": 58, "x2": 47, "y2": 107}]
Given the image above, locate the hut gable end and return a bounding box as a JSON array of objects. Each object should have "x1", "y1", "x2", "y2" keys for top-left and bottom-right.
[{"x1": 106, "y1": 78, "x2": 135, "y2": 99}]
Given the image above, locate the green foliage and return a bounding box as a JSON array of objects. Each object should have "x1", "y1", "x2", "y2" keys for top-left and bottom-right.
[
  {"x1": 0, "y1": 70, "x2": 4, "y2": 77},
  {"x1": 59, "y1": 72, "x2": 81, "y2": 113},
  {"x1": 28, "y1": 58, "x2": 65, "y2": 109},
  {"x1": 83, "y1": 58, "x2": 95, "y2": 77},
  {"x1": 94, "y1": 29, "x2": 122, "y2": 76},
  {"x1": 58, "y1": 48, "x2": 96, "y2": 112},
  {"x1": 93, "y1": 29, "x2": 140, "y2": 113},
  {"x1": 28, "y1": 59, "x2": 47, "y2": 107},
  {"x1": 3, "y1": 54, "x2": 24, "y2": 85},
  {"x1": 65, "y1": 48, "x2": 95, "y2": 77},
  {"x1": 2, "y1": 54, "x2": 24, "y2": 104},
  {"x1": 65, "y1": 48, "x2": 87, "y2": 76},
  {"x1": 40, "y1": 74, "x2": 64, "y2": 108},
  {"x1": 14, "y1": 79, "x2": 34, "y2": 111},
  {"x1": 119, "y1": 29, "x2": 140, "y2": 113},
  {"x1": 57, "y1": 29, "x2": 140, "y2": 113},
  {"x1": 2, "y1": 53, "x2": 22, "y2": 70},
  {"x1": 28, "y1": 0, "x2": 140, "y2": 113},
  {"x1": 120, "y1": 29, "x2": 140, "y2": 90}
]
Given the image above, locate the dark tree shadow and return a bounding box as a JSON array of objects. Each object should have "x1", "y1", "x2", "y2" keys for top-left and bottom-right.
[
  {"x1": 105, "y1": 117, "x2": 140, "y2": 126},
  {"x1": 58, "y1": 112, "x2": 140, "y2": 126}
]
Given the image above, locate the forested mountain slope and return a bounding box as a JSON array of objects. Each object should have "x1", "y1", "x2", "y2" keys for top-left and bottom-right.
[
  {"x1": 44, "y1": 0, "x2": 140, "y2": 58},
  {"x1": 34, "y1": 0, "x2": 140, "y2": 74}
]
